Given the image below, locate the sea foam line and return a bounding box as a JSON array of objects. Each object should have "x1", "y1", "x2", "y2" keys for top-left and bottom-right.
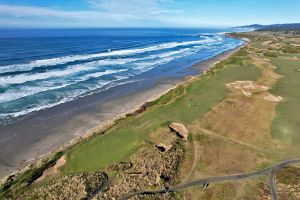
[
  {"x1": 0, "y1": 47, "x2": 194, "y2": 103},
  {"x1": 0, "y1": 48, "x2": 194, "y2": 87},
  {"x1": 0, "y1": 59, "x2": 133, "y2": 86},
  {"x1": 0, "y1": 47, "x2": 195, "y2": 110},
  {"x1": 0, "y1": 79, "x2": 140, "y2": 120},
  {"x1": 0, "y1": 48, "x2": 194, "y2": 103},
  {"x1": 0, "y1": 69, "x2": 127, "y2": 103},
  {"x1": 0, "y1": 37, "x2": 238, "y2": 120},
  {"x1": 0, "y1": 37, "x2": 221, "y2": 74}
]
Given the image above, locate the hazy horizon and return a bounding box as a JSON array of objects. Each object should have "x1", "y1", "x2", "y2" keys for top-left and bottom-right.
[{"x1": 0, "y1": 0, "x2": 300, "y2": 28}]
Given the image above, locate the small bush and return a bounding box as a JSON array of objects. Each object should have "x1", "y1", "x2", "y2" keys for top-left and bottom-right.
[
  {"x1": 219, "y1": 55, "x2": 245, "y2": 66},
  {"x1": 264, "y1": 51, "x2": 278, "y2": 57},
  {"x1": 282, "y1": 46, "x2": 300, "y2": 53},
  {"x1": 161, "y1": 120, "x2": 172, "y2": 127},
  {"x1": 187, "y1": 134, "x2": 193, "y2": 142},
  {"x1": 235, "y1": 48, "x2": 248, "y2": 56}
]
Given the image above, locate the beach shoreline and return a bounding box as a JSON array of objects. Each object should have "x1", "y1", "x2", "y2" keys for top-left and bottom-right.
[{"x1": 0, "y1": 42, "x2": 246, "y2": 179}]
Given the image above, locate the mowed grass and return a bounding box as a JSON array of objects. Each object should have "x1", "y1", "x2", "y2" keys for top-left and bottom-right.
[
  {"x1": 62, "y1": 54, "x2": 261, "y2": 174},
  {"x1": 270, "y1": 57, "x2": 300, "y2": 144}
]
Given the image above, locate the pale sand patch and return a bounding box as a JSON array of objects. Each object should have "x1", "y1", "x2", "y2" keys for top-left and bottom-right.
[
  {"x1": 36, "y1": 155, "x2": 66, "y2": 182},
  {"x1": 226, "y1": 81, "x2": 269, "y2": 97},
  {"x1": 169, "y1": 123, "x2": 189, "y2": 141},
  {"x1": 270, "y1": 43, "x2": 284, "y2": 49},
  {"x1": 242, "y1": 90, "x2": 252, "y2": 97},
  {"x1": 241, "y1": 38, "x2": 250, "y2": 42},
  {"x1": 264, "y1": 94, "x2": 283, "y2": 102},
  {"x1": 283, "y1": 57, "x2": 300, "y2": 62},
  {"x1": 291, "y1": 43, "x2": 300, "y2": 47},
  {"x1": 156, "y1": 143, "x2": 173, "y2": 152},
  {"x1": 262, "y1": 40, "x2": 272, "y2": 46}
]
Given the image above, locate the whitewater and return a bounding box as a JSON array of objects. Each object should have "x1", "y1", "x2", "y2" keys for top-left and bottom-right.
[{"x1": 0, "y1": 28, "x2": 243, "y2": 124}]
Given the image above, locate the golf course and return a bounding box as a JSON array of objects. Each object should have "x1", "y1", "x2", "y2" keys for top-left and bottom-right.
[{"x1": 1, "y1": 30, "x2": 300, "y2": 200}]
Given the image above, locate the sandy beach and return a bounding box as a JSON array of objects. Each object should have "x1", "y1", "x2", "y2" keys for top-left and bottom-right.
[{"x1": 0, "y1": 44, "x2": 244, "y2": 178}]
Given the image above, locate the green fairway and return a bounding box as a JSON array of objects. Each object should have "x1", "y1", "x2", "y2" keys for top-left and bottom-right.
[
  {"x1": 62, "y1": 52, "x2": 261, "y2": 174},
  {"x1": 270, "y1": 57, "x2": 300, "y2": 144}
]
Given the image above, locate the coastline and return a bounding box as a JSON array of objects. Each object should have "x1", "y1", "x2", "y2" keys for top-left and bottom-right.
[{"x1": 0, "y1": 42, "x2": 246, "y2": 179}]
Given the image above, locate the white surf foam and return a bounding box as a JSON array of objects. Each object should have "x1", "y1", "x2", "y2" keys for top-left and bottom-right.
[
  {"x1": 0, "y1": 48, "x2": 194, "y2": 102},
  {"x1": 0, "y1": 69, "x2": 128, "y2": 103},
  {"x1": 0, "y1": 47, "x2": 198, "y2": 87},
  {"x1": 0, "y1": 58, "x2": 135, "y2": 86},
  {"x1": 0, "y1": 78, "x2": 141, "y2": 119},
  {"x1": 0, "y1": 37, "x2": 220, "y2": 74},
  {"x1": 0, "y1": 47, "x2": 193, "y2": 108},
  {"x1": 0, "y1": 36, "x2": 239, "y2": 120}
]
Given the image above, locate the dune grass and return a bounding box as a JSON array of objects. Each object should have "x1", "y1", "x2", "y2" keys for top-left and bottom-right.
[
  {"x1": 251, "y1": 42, "x2": 268, "y2": 50},
  {"x1": 61, "y1": 51, "x2": 261, "y2": 174},
  {"x1": 0, "y1": 152, "x2": 63, "y2": 198},
  {"x1": 269, "y1": 57, "x2": 300, "y2": 144}
]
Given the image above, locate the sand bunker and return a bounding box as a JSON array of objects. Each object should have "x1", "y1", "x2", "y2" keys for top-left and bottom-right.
[
  {"x1": 169, "y1": 123, "x2": 189, "y2": 141},
  {"x1": 264, "y1": 94, "x2": 283, "y2": 102},
  {"x1": 263, "y1": 40, "x2": 272, "y2": 46},
  {"x1": 156, "y1": 143, "x2": 173, "y2": 152},
  {"x1": 36, "y1": 155, "x2": 66, "y2": 182},
  {"x1": 226, "y1": 81, "x2": 269, "y2": 97},
  {"x1": 291, "y1": 43, "x2": 300, "y2": 47}
]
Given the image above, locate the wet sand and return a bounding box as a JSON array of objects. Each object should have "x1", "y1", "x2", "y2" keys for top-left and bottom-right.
[{"x1": 0, "y1": 45, "x2": 244, "y2": 178}]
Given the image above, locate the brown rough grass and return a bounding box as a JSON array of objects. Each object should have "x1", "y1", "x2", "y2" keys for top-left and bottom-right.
[
  {"x1": 198, "y1": 54, "x2": 282, "y2": 150},
  {"x1": 179, "y1": 45, "x2": 284, "y2": 192}
]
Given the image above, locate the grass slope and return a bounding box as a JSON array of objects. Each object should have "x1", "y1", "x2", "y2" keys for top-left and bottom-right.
[
  {"x1": 270, "y1": 57, "x2": 300, "y2": 143},
  {"x1": 62, "y1": 51, "x2": 261, "y2": 174}
]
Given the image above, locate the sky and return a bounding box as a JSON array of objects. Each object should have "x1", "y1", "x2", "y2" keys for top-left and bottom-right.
[{"x1": 0, "y1": 0, "x2": 299, "y2": 28}]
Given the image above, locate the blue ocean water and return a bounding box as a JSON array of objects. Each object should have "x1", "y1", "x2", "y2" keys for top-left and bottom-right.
[{"x1": 0, "y1": 28, "x2": 243, "y2": 125}]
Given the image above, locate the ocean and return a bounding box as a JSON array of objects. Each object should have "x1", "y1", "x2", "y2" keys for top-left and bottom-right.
[{"x1": 0, "y1": 28, "x2": 244, "y2": 125}]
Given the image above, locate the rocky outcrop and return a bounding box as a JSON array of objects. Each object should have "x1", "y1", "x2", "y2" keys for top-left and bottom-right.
[{"x1": 168, "y1": 123, "x2": 189, "y2": 141}]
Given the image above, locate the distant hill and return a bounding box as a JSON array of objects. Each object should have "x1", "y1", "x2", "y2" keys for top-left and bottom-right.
[
  {"x1": 257, "y1": 23, "x2": 300, "y2": 31},
  {"x1": 234, "y1": 24, "x2": 265, "y2": 29},
  {"x1": 234, "y1": 23, "x2": 300, "y2": 32}
]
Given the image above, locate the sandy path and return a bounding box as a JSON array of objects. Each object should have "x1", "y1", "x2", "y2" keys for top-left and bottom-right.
[{"x1": 182, "y1": 140, "x2": 199, "y2": 182}]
